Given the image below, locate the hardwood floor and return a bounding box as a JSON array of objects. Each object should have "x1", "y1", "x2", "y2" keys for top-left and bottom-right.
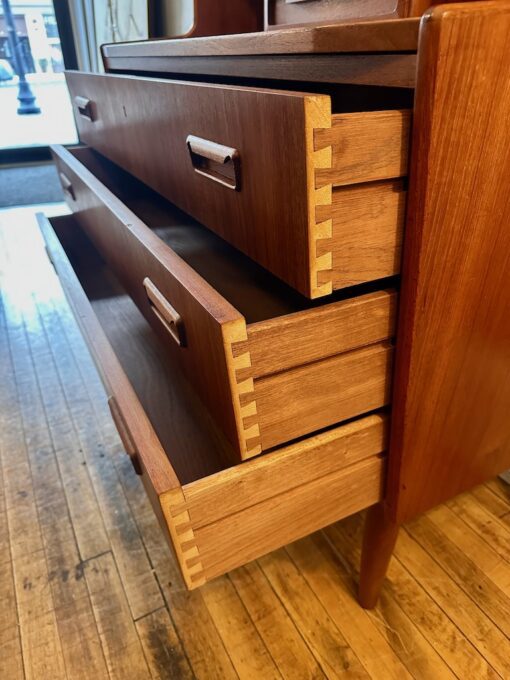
[{"x1": 1, "y1": 205, "x2": 510, "y2": 680}]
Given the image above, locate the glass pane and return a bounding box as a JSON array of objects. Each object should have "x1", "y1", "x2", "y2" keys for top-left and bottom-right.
[{"x1": 0, "y1": 0, "x2": 78, "y2": 150}]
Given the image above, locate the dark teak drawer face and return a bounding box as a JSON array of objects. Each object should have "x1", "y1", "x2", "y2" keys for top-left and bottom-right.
[{"x1": 65, "y1": 70, "x2": 409, "y2": 298}]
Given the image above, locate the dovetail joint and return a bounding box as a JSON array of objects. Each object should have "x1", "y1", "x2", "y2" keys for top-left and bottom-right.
[
  {"x1": 161, "y1": 489, "x2": 206, "y2": 589},
  {"x1": 305, "y1": 96, "x2": 333, "y2": 298},
  {"x1": 223, "y1": 322, "x2": 262, "y2": 459}
]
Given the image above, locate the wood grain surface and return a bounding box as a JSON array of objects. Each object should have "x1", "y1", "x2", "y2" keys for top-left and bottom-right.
[
  {"x1": 315, "y1": 109, "x2": 411, "y2": 188},
  {"x1": 66, "y1": 72, "x2": 408, "y2": 296},
  {"x1": 41, "y1": 212, "x2": 389, "y2": 590},
  {"x1": 50, "y1": 144, "x2": 251, "y2": 459},
  {"x1": 266, "y1": 0, "x2": 478, "y2": 29},
  {"x1": 52, "y1": 144, "x2": 397, "y2": 459},
  {"x1": 253, "y1": 343, "x2": 393, "y2": 450},
  {"x1": 101, "y1": 18, "x2": 420, "y2": 60},
  {"x1": 103, "y1": 53, "x2": 418, "y2": 89},
  {"x1": 321, "y1": 180, "x2": 406, "y2": 289},
  {"x1": 388, "y1": 1, "x2": 510, "y2": 523},
  {"x1": 240, "y1": 289, "x2": 397, "y2": 377},
  {"x1": 3, "y1": 205, "x2": 510, "y2": 677},
  {"x1": 66, "y1": 70, "x2": 327, "y2": 296}
]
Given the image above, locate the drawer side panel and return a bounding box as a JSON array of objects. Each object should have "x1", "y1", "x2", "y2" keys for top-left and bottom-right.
[
  {"x1": 192, "y1": 455, "x2": 385, "y2": 584},
  {"x1": 252, "y1": 343, "x2": 393, "y2": 450}
]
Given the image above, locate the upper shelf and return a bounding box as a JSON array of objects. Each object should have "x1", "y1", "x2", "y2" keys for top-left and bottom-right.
[
  {"x1": 101, "y1": 19, "x2": 420, "y2": 89},
  {"x1": 101, "y1": 18, "x2": 420, "y2": 59}
]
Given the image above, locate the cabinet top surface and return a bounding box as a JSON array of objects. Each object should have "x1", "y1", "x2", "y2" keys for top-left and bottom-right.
[{"x1": 101, "y1": 18, "x2": 420, "y2": 60}]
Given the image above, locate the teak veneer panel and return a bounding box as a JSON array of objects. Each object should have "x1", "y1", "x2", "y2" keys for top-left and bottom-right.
[
  {"x1": 51, "y1": 145, "x2": 250, "y2": 459},
  {"x1": 52, "y1": 144, "x2": 396, "y2": 460},
  {"x1": 66, "y1": 70, "x2": 327, "y2": 297},
  {"x1": 387, "y1": 0, "x2": 510, "y2": 523},
  {"x1": 67, "y1": 71, "x2": 409, "y2": 297},
  {"x1": 103, "y1": 53, "x2": 418, "y2": 89},
  {"x1": 40, "y1": 211, "x2": 388, "y2": 589},
  {"x1": 101, "y1": 18, "x2": 420, "y2": 58}
]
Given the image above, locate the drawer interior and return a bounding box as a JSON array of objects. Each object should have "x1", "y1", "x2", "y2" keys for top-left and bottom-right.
[
  {"x1": 69, "y1": 145, "x2": 396, "y2": 325},
  {"x1": 53, "y1": 215, "x2": 234, "y2": 485},
  {"x1": 47, "y1": 213, "x2": 389, "y2": 587}
]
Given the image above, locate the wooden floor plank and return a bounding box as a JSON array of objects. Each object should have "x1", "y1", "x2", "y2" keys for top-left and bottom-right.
[
  {"x1": 0, "y1": 302, "x2": 24, "y2": 680},
  {"x1": 84, "y1": 551, "x2": 151, "y2": 679},
  {"x1": 471, "y1": 485, "x2": 510, "y2": 519},
  {"x1": 0, "y1": 292, "x2": 67, "y2": 679},
  {"x1": 286, "y1": 534, "x2": 412, "y2": 680},
  {"x1": 258, "y1": 549, "x2": 369, "y2": 679},
  {"x1": 443, "y1": 498, "x2": 510, "y2": 575},
  {"x1": 0, "y1": 560, "x2": 24, "y2": 680},
  {"x1": 135, "y1": 607, "x2": 194, "y2": 680},
  {"x1": 408, "y1": 513, "x2": 510, "y2": 640},
  {"x1": 325, "y1": 519, "x2": 462, "y2": 680},
  {"x1": 484, "y1": 479, "x2": 510, "y2": 506},
  {"x1": 398, "y1": 524, "x2": 510, "y2": 678},
  {"x1": 201, "y1": 577, "x2": 281, "y2": 680},
  {"x1": 1, "y1": 225, "x2": 112, "y2": 680},
  {"x1": 229, "y1": 561, "x2": 325, "y2": 680}
]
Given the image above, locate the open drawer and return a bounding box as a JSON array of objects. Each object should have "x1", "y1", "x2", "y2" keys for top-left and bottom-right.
[
  {"x1": 40, "y1": 212, "x2": 387, "y2": 589},
  {"x1": 65, "y1": 70, "x2": 409, "y2": 298},
  {"x1": 52, "y1": 144, "x2": 396, "y2": 461}
]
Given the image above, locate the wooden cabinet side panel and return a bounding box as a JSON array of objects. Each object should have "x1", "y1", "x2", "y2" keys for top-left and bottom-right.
[{"x1": 388, "y1": 1, "x2": 510, "y2": 523}]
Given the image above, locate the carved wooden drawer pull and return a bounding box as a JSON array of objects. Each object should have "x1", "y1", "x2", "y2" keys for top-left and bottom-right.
[
  {"x1": 143, "y1": 277, "x2": 186, "y2": 347},
  {"x1": 186, "y1": 134, "x2": 241, "y2": 190},
  {"x1": 59, "y1": 172, "x2": 75, "y2": 201},
  {"x1": 74, "y1": 95, "x2": 95, "y2": 121}
]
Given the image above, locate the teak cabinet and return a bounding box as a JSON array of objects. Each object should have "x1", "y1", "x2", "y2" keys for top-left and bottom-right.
[{"x1": 42, "y1": 1, "x2": 510, "y2": 604}]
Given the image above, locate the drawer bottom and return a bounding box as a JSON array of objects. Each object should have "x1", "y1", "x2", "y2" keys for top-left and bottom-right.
[{"x1": 41, "y1": 212, "x2": 388, "y2": 589}]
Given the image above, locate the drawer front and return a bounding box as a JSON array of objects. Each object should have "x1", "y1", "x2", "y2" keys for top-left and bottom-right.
[
  {"x1": 53, "y1": 143, "x2": 396, "y2": 459},
  {"x1": 40, "y1": 210, "x2": 389, "y2": 590},
  {"x1": 66, "y1": 70, "x2": 327, "y2": 297},
  {"x1": 65, "y1": 71, "x2": 409, "y2": 298},
  {"x1": 51, "y1": 145, "x2": 249, "y2": 460}
]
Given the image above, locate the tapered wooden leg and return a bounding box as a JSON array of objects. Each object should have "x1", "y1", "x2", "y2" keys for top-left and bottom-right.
[{"x1": 358, "y1": 503, "x2": 399, "y2": 609}]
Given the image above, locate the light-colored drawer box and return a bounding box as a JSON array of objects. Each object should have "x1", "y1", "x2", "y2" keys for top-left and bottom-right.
[
  {"x1": 40, "y1": 210, "x2": 388, "y2": 589},
  {"x1": 65, "y1": 70, "x2": 410, "y2": 298},
  {"x1": 52, "y1": 143, "x2": 396, "y2": 461}
]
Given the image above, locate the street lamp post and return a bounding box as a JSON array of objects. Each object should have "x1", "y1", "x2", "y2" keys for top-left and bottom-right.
[{"x1": 1, "y1": 0, "x2": 40, "y2": 114}]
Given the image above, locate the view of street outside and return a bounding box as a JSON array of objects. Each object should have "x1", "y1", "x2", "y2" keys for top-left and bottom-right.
[
  {"x1": 0, "y1": 0, "x2": 77, "y2": 149},
  {"x1": 0, "y1": 72, "x2": 77, "y2": 148}
]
